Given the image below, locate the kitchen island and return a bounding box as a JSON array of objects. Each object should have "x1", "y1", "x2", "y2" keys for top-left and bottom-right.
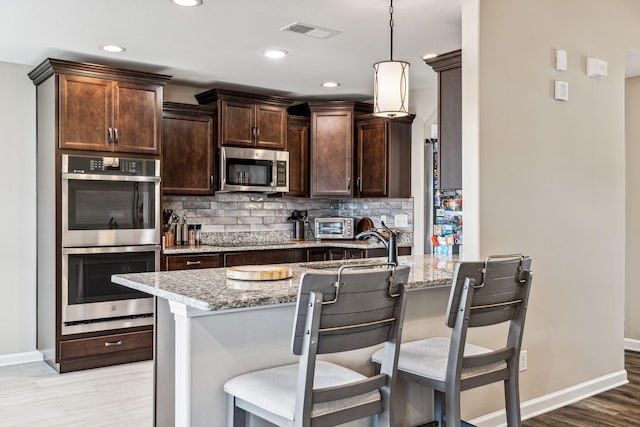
[{"x1": 112, "y1": 254, "x2": 457, "y2": 427}]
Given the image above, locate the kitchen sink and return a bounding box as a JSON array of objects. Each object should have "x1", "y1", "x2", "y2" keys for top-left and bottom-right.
[{"x1": 301, "y1": 259, "x2": 413, "y2": 271}]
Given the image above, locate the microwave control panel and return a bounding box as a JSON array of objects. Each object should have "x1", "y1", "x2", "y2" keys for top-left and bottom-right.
[{"x1": 276, "y1": 160, "x2": 287, "y2": 186}]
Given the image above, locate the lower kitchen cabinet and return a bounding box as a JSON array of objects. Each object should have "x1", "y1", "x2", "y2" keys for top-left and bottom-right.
[
  {"x1": 164, "y1": 253, "x2": 222, "y2": 271},
  {"x1": 58, "y1": 328, "x2": 153, "y2": 373},
  {"x1": 224, "y1": 249, "x2": 308, "y2": 267}
]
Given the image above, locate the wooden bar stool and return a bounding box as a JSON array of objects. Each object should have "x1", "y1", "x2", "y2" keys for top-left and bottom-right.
[
  {"x1": 373, "y1": 254, "x2": 533, "y2": 427},
  {"x1": 224, "y1": 263, "x2": 411, "y2": 426}
]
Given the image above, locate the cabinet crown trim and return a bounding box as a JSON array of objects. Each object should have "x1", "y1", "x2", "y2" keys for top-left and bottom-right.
[
  {"x1": 424, "y1": 49, "x2": 462, "y2": 72},
  {"x1": 163, "y1": 102, "x2": 216, "y2": 116},
  {"x1": 28, "y1": 58, "x2": 172, "y2": 86},
  {"x1": 195, "y1": 88, "x2": 292, "y2": 107}
]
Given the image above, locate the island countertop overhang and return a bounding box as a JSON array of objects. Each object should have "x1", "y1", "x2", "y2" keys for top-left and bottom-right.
[{"x1": 112, "y1": 254, "x2": 457, "y2": 313}]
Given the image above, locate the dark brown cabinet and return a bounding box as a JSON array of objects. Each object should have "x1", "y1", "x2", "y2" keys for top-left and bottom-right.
[
  {"x1": 308, "y1": 102, "x2": 361, "y2": 198},
  {"x1": 57, "y1": 72, "x2": 165, "y2": 155},
  {"x1": 163, "y1": 253, "x2": 222, "y2": 271},
  {"x1": 426, "y1": 50, "x2": 462, "y2": 190},
  {"x1": 286, "y1": 115, "x2": 310, "y2": 197},
  {"x1": 355, "y1": 114, "x2": 414, "y2": 198},
  {"x1": 224, "y1": 249, "x2": 308, "y2": 267},
  {"x1": 195, "y1": 89, "x2": 290, "y2": 150},
  {"x1": 162, "y1": 103, "x2": 216, "y2": 195}
]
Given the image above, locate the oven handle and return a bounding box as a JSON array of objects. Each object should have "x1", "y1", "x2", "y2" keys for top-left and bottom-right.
[
  {"x1": 63, "y1": 245, "x2": 161, "y2": 255},
  {"x1": 62, "y1": 173, "x2": 161, "y2": 183}
]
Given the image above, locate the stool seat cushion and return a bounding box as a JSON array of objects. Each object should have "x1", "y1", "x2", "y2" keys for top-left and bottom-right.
[
  {"x1": 372, "y1": 337, "x2": 506, "y2": 382},
  {"x1": 224, "y1": 360, "x2": 381, "y2": 421}
]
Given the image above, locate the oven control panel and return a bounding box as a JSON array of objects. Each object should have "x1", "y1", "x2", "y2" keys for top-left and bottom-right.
[{"x1": 64, "y1": 155, "x2": 158, "y2": 177}]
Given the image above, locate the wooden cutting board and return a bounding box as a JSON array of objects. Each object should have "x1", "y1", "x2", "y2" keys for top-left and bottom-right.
[{"x1": 226, "y1": 265, "x2": 292, "y2": 281}]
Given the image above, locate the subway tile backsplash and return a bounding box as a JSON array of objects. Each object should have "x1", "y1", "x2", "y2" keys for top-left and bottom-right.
[{"x1": 164, "y1": 194, "x2": 414, "y2": 243}]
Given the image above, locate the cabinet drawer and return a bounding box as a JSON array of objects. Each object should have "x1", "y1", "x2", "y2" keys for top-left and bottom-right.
[
  {"x1": 225, "y1": 249, "x2": 307, "y2": 267},
  {"x1": 166, "y1": 254, "x2": 222, "y2": 270},
  {"x1": 60, "y1": 330, "x2": 153, "y2": 360}
]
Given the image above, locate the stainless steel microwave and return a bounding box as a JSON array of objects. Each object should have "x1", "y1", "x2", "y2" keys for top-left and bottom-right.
[
  {"x1": 314, "y1": 217, "x2": 356, "y2": 240},
  {"x1": 219, "y1": 146, "x2": 289, "y2": 193}
]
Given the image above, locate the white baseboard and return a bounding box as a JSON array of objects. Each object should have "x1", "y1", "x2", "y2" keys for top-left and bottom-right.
[
  {"x1": 0, "y1": 350, "x2": 44, "y2": 367},
  {"x1": 470, "y1": 369, "x2": 628, "y2": 427},
  {"x1": 624, "y1": 338, "x2": 640, "y2": 352}
]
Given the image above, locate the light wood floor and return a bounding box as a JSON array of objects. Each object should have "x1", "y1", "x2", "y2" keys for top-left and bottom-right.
[
  {"x1": 1, "y1": 352, "x2": 638, "y2": 426},
  {"x1": 0, "y1": 360, "x2": 152, "y2": 427}
]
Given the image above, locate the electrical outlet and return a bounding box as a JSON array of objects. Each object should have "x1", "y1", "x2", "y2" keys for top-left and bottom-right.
[
  {"x1": 395, "y1": 214, "x2": 408, "y2": 227},
  {"x1": 380, "y1": 215, "x2": 387, "y2": 225},
  {"x1": 519, "y1": 350, "x2": 528, "y2": 372}
]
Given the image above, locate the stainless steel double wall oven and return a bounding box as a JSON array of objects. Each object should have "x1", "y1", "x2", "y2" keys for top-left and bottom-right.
[{"x1": 61, "y1": 154, "x2": 160, "y2": 334}]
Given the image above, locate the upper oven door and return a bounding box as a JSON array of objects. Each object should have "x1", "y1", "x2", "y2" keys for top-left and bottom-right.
[{"x1": 62, "y1": 158, "x2": 161, "y2": 247}]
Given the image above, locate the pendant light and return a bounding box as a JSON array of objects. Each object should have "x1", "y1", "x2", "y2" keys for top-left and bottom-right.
[{"x1": 373, "y1": 0, "x2": 410, "y2": 118}]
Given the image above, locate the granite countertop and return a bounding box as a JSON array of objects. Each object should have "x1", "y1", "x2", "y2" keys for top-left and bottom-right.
[
  {"x1": 162, "y1": 239, "x2": 411, "y2": 255},
  {"x1": 112, "y1": 255, "x2": 457, "y2": 313}
]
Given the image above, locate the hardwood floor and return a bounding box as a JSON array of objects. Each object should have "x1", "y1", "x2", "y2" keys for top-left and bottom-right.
[
  {"x1": 0, "y1": 360, "x2": 152, "y2": 427},
  {"x1": 523, "y1": 351, "x2": 640, "y2": 426}
]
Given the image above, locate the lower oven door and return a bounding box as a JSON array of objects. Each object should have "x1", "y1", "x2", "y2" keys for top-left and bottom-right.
[{"x1": 61, "y1": 245, "x2": 159, "y2": 335}]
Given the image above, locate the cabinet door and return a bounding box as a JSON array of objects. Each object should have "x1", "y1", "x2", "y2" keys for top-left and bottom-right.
[
  {"x1": 357, "y1": 121, "x2": 388, "y2": 197},
  {"x1": 162, "y1": 112, "x2": 214, "y2": 195},
  {"x1": 439, "y1": 66, "x2": 462, "y2": 190},
  {"x1": 224, "y1": 249, "x2": 307, "y2": 267},
  {"x1": 59, "y1": 74, "x2": 113, "y2": 151},
  {"x1": 114, "y1": 82, "x2": 162, "y2": 155},
  {"x1": 310, "y1": 111, "x2": 353, "y2": 197},
  {"x1": 220, "y1": 99, "x2": 254, "y2": 147},
  {"x1": 287, "y1": 118, "x2": 309, "y2": 197},
  {"x1": 256, "y1": 105, "x2": 286, "y2": 149}
]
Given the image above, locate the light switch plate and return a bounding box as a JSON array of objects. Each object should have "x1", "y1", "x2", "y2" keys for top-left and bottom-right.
[
  {"x1": 554, "y1": 80, "x2": 569, "y2": 101},
  {"x1": 587, "y1": 57, "x2": 608, "y2": 78},
  {"x1": 394, "y1": 214, "x2": 408, "y2": 227}
]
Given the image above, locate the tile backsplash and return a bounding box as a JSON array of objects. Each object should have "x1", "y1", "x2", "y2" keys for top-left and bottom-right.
[{"x1": 163, "y1": 194, "x2": 414, "y2": 242}]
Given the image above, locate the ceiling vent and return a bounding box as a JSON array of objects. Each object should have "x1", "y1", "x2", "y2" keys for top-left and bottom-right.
[{"x1": 280, "y1": 22, "x2": 341, "y2": 39}]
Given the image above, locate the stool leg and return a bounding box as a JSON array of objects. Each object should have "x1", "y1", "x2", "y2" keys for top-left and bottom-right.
[
  {"x1": 504, "y1": 367, "x2": 522, "y2": 426},
  {"x1": 434, "y1": 390, "x2": 444, "y2": 426},
  {"x1": 226, "y1": 395, "x2": 247, "y2": 427}
]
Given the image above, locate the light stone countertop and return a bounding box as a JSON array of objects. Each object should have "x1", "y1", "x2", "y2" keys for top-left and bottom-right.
[
  {"x1": 162, "y1": 239, "x2": 411, "y2": 255},
  {"x1": 112, "y1": 255, "x2": 458, "y2": 313}
]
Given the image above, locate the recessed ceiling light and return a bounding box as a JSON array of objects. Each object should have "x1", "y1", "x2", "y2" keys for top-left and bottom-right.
[
  {"x1": 422, "y1": 53, "x2": 438, "y2": 60},
  {"x1": 101, "y1": 45, "x2": 126, "y2": 53},
  {"x1": 171, "y1": 0, "x2": 203, "y2": 6},
  {"x1": 261, "y1": 48, "x2": 289, "y2": 59},
  {"x1": 321, "y1": 81, "x2": 340, "y2": 88}
]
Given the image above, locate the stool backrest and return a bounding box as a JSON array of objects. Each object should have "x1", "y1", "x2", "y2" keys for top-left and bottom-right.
[
  {"x1": 292, "y1": 264, "x2": 410, "y2": 355},
  {"x1": 445, "y1": 255, "x2": 533, "y2": 384},
  {"x1": 291, "y1": 263, "x2": 410, "y2": 425}
]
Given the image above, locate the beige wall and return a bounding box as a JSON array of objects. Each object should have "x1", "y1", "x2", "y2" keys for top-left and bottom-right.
[
  {"x1": 0, "y1": 61, "x2": 36, "y2": 356},
  {"x1": 461, "y1": 0, "x2": 638, "y2": 420},
  {"x1": 626, "y1": 76, "x2": 640, "y2": 340}
]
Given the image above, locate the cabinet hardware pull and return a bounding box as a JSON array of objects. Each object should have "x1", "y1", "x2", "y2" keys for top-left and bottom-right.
[
  {"x1": 104, "y1": 340, "x2": 122, "y2": 347},
  {"x1": 347, "y1": 177, "x2": 351, "y2": 190},
  {"x1": 357, "y1": 177, "x2": 362, "y2": 192},
  {"x1": 107, "y1": 127, "x2": 113, "y2": 144},
  {"x1": 114, "y1": 128, "x2": 119, "y2": 144},
  {"x1": 256, "y1": 127, "x2": 260, "y2": 140},
  {"x1": 186, "y1": 260, "x2": 202, "y2": 266},
  {"x1": 210, "y1": 175, "x2": 214, "y2": 187}
]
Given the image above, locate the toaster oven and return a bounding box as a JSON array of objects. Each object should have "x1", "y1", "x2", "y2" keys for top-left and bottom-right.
[{"x1": 314, "y1": 217, "x2": 355, "y2": 240}]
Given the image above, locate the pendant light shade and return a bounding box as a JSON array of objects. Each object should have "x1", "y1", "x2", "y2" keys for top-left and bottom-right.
[
  {"x1": 373, "y1": 0, "x2": 410, "y2": 118},
  {"x1": 373, "y1": 60, "x2": 409, "y2": 118}
]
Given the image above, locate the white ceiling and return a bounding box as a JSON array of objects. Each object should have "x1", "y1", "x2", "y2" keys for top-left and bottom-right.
[{"x1": 0, "y1": 0, "x2": 462, "y2": 101}]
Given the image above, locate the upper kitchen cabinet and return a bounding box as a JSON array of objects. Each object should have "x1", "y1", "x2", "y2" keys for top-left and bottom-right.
[
  {"x1": 425, "y1": 50, "x2": 462, "y2": 190},
  {"x1": 286, "y1": 115, "x2": 310, "y2": 197},
  {"x1": 29, "y1": 59, "x2": 170, "y2": 156},
  {"x1": 195, "y1": 89, "x2": 291, "y2": 150},
  {"x1": 355, "y1": 114, "x2": 415, "y2": 198},
  {"x1": 307, "y1": 102, "x2": 371, "y2": 198},
  {"x1": 162, "y1": 102, "x2": 216, "y2": 195}
]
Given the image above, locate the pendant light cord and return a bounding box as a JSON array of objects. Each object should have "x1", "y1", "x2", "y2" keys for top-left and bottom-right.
[{"x1": 389, "y1": 0, "x2": 394, "y2": 61}]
